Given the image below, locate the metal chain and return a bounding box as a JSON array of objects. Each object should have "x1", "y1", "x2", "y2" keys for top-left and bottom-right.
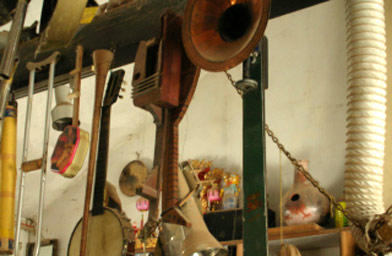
[
  {"x1": 224, "y1": 70, "x2": 363, "y2": 229},
  {"x1": 224, "y1": 71, "x2": 392, "y2": 253},
  {"x1": 224, "y1": 71, "x2": 243, "y2": 96},
  {"x1": 264, "y1": 124, "x2": 365, "y2": 231}
]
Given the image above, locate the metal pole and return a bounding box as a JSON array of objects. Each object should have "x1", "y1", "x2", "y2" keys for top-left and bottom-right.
[
  {"x1": 33, "y1": 60, "x2": 55, "y2": 256},
  {"x1": 14, "y1": 69, "x2": 35, "y2": 256},
  {"x1": 0, "y1": 0, "x2": 28, "y2": 79},
  {"x1": 0, "y1": 0, "x2": 27, "y2": 145},
  {"x1": 0, "y1": 0, "x2": 27, "y2": 127},
  {"x1": 242, "y1": 37, "x2": 269, "y2": 256}
]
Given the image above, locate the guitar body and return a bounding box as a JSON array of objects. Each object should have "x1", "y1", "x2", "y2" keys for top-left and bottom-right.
[
  {"x1": 51, "y1": 126, "x2": 89, "y2": 178},
  {"x1": 68, "y1": 208, "x2": 134, "y2": 256}
]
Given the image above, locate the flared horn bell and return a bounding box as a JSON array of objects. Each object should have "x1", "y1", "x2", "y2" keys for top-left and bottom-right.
[
  {"x1": 160, "y1": 165, "x2": 227, "y2": 256},
  {"x1": 182, "y1": 0, "x2": 270, "y2": 72}
]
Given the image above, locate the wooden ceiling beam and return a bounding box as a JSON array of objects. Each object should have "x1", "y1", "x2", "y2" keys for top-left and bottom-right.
[{"x1": 8, "y1": 0, "x2": 329, "y2": 98}]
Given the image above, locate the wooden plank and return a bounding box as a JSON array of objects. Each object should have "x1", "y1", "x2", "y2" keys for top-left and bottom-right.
[
  {"x1": 221, "y1": 226, "x2": 350, "y2": 244},
  {"x1": 8, "y1": 0, "x2": 329, "y2": 98},
  {"x1": 11, "y1": 0, "x2": 187, "y2": 98},
  {"x1": 242, "y1": 37, "x2": 268, "y2": 256},
  {"x1": 139, "y1": 227, "x2": 352, "y2": 254},
  {"x1": 270, "y1": 0, "x2": 329, "y2": 19},
  {"x1": 340, "y1": 230, "x2": 355, "y2": 256},
  {"x1": 236, "y1": 242, "x2": 243, "y2": 256},
  {"x1": 269, "y1": 225, "x2": 349, "y2": 241}
]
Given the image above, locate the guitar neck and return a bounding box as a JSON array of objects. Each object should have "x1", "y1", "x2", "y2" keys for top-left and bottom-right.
[
  {"x1": 92, "y1": 106, "x2": 111, "y2": 215},
  {"x1": 80, "y1": 49, "x2": 113, "y2": 256},
  {"x1": 161, "y1": 109, "x2": 179, "y2": 212},
  {"x1": 142, "y1": 122, "x2": 164, "y2": 226}
]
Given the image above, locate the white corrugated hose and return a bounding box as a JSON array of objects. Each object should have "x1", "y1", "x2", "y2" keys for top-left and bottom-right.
[{"x1": 345, "y1": 0, "x2": 388, "y2": 253}]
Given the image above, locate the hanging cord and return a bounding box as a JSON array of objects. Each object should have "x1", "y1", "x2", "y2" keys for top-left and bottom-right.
[{"x1": 279, "y1": 149, "x2": 284, "y2": 246}]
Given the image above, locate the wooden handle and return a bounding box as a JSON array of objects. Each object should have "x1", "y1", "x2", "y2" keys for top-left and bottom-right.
[
  {"x1": 21, "y1": 158, "x2": 43, "y2": 172},
  {"x1": 71, "y1": 45, "x2": 83, "y2": 127},
  {"x1": 79, "y1": 49, "x2": 113, "y2": 256},
  {"x1": 26, "y1": 51, "x2": 60, "y2": 71}
]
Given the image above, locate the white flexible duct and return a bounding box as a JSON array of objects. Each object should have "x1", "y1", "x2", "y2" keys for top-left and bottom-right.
[{"x1": 345, "y1": 0, "x2": 387, "y2": 253}]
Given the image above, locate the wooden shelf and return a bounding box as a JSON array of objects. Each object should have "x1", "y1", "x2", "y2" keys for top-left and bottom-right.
[
  {"x1": 135, "y1": 247, "x2": 155, "y2": 254},
  {"x1": 134, "y1": 224, "x2": 355, "y2": 256},
  {"x1": 223, "y1": 224, "x2": 355, "y2": 256}
]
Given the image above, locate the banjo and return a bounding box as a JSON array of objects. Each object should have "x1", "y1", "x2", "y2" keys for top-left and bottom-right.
[{"x1": 68, "y1": 69, "x2": 135, "y2": 256}]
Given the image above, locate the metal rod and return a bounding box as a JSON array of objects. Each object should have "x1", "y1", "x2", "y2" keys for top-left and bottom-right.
[
  {"x1": 0, "y1": 0, "x2": 28, "y2": 79},
  {"x1": 14, "y1": 69, "x2": 35, "y2": 256},
  {"x1": 33, "y1": 60, "x2": 55, "y2": 256}
]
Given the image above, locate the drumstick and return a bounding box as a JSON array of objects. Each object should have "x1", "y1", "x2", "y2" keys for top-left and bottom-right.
[
  {"x1": 80, "y1": 49, "x2": 113, "y2": 256},
  {"x1": 72, "y1": 45, "x2": 83, "y2": 127}
]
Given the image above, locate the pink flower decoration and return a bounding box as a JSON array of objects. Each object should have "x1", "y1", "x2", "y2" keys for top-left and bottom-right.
[{"x1": 136, "y1": 197, "x2": 150, "y2": 212}]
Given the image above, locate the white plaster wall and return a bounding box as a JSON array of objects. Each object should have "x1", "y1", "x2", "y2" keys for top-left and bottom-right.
[
  {"x1": 6, "y1": 0, "x2": 373, "y2": 255},
  {"x1": 265, "y1": 0, "x2": 347, "y2": 215}
]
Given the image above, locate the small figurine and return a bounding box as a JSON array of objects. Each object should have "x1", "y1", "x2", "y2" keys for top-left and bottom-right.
[
  {"x1": 220, "y1": 173, "x2": 240, "y2": 210},
  {"x1": 207, "y1": 185, "x2": 221, "y2": 211}
]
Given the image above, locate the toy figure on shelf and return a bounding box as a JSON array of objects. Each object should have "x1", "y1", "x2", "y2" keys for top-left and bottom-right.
[
  {"x1": 282, "y1": 160, "x2": 330, "y2": 226},
  {"x1": 207, "y1": 185, "x2": 221, "y2": 211},
  {"x1": 189, "y1": 159, "x2": 242, "y2": 213},
  {"x1": 200, "y1": 185, "x2": 209, "y2": 214},
  {"x1": 220, "y1": 173, "x2": 241, "y2": 210}
]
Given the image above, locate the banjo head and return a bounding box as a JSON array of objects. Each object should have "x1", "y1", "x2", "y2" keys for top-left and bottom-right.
[{"x1": 68, "y1": 208, "x2": 133, "y2": 256}]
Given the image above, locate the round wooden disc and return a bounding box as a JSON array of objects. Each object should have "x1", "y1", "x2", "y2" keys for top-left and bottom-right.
[{"x1": 119, "y1": 160, "x2": 148, "y2": 197}]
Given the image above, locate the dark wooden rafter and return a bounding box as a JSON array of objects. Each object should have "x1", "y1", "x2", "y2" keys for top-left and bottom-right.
[{"x1": 7, "y1": 0, "x2": 328, "y2": 98}]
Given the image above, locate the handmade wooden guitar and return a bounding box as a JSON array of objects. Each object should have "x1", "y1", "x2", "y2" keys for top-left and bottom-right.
[
  {"x1": 132, "y1": 12, "x2": 200, "y2": 234},
  {"x1": 68, "y1": 69, "x2": 135, "y2": 256},
  {"x1": 51, "y1": 45, "x2": 89, "y2": 178}
]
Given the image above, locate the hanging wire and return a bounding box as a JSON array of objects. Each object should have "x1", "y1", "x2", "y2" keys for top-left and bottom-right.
[{"x1": 279, "y1": 149, "x2": 284, "y2": 246}]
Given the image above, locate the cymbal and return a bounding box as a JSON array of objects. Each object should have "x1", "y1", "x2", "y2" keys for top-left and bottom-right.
[{"x1": 119, "y1": 160, "x2": 148, "y2": 197}]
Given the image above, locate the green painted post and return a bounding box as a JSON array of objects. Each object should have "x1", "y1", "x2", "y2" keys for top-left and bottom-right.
[{"x1": 242, "y1": 37, "x2": 268, "y2": 256}]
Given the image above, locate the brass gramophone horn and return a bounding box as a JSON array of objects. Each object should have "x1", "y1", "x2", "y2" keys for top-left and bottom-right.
[{"x1": 182, "y1": 0, "x2": 270, "y2": 72}]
